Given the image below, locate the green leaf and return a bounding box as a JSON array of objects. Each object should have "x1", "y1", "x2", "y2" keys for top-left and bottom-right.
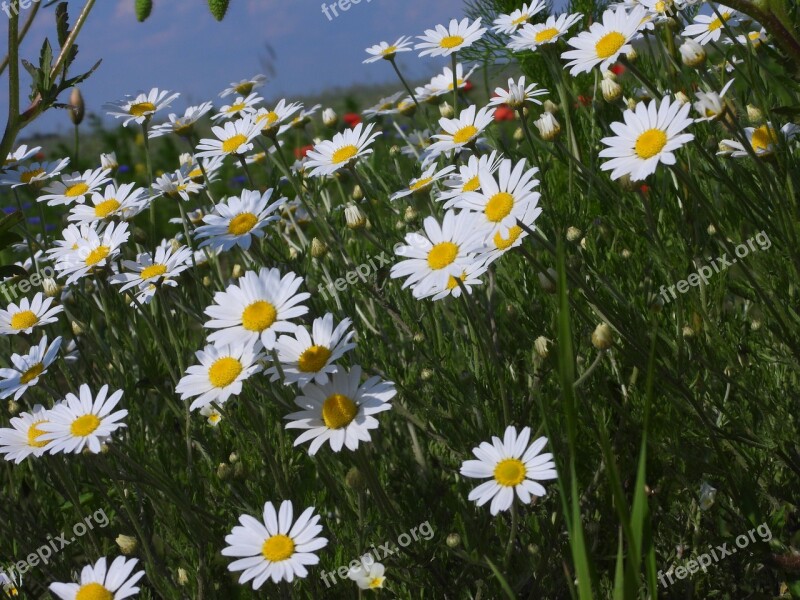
[
  {"x1": 0, "y1": 211, "x2": 24, "y2": 235},
  {"x1": 39, "y1": 38, "x2": 53, "y2": 93},
  {"x1": 484, "y1": 556, "x2": 516, "y2": 599},
  {"x1": 61, "y1": 59, "x2": 102, "y2": 91},
  {"x1": 56, "y1": 2, "x2": 70, "y2": 48}
]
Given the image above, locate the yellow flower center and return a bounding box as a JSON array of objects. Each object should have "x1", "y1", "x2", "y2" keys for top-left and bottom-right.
[
  {"x1": 20, "y1": 362, "x2": 44, "y2": 385},
  {"x1": 462, "y1": 176, "x2": 480, "y2": 192},
  {"x1": 75, "y1": 582, "x2": 113, "y2": 600},
  {"x1": 535, "y1": 27, "x2": 560, "y2": 44},
  {"x1": 208, "y1": 357, "x2": 243, "y2": 388},
  {"x1": 655, "y1": 1, "x2": 667, "y2": 12},
  {"x1": 447, "y1": 271, "x2": 467, "y2": 290},
  {"x1": 494, "y1": 458, "x2": 527, "y2": 486},
  {"x1": 20, "y1": 168, "x2": 45, "y2": 184},
  {"x1": 512, "y1": 14, "x2": 529, "y2": 26},
  {"x1": 440, "y1": 35, "x2": 465, "y2": 49},
  {"x1": 410, "y1": 177, "x2": 434, "y2": 191},
  {"x1": 228, "y1": 212, "x2": 258, "y2": 235},
  {"x1": 427, "y1": 241, "x2": 459, "y2": 270},
  {"x1": 140, "y1": 264, "x2": 167, "y2": 280},
  {"x1": 708, "y1": 12, "x2": 732, "y2": 32},
  {"x1": 188, "y1": 168, "x2": 203, "y2": 179},
  {"x1": 322, "y1": 393, "x2": 359, "y2": 429},
  {"x1": 10, "y1": 310, "x2": 38, "y2": 330},
  {"x1": 493, "y1": 225, "x2": 523, "y2": 250},
  {"x1": 446, "y1": 79, "x2": 465, "y2": 91},
  {"x1": 70, "y1": 414, "x2": 101, "y2": 437},
  {"x1": 634, "y1": 128, "x2": 668, "y2": 159},
  {"x1": 221, "y1": 134, "x2": 248, "y2": 154},
  {"x1": 241, "y1": 300, "x2": 277, "y2": 332},
  {"x1": 298, "y1": 345, "x2": 332, "y2": 372},
  {"x1": 369, "y1": 577, "x2": 385, "y2": 588},
  {"x1": 751, "y1": 125, "x2": 777, "y2": 153},
  {"x1": 262, "y1": 534, "x2": 295, "y2": 562},
  {"x1": 332, "y1": 145, "x2": 359, "y2": 165},
  {"x1": 452, "y1": 125, "x2": 478, "y2": 145},
  {"x1": 227, "y1": 103, "x2": 246, "y2": 113},
  {"x1": 129, "y1": 102, "x2": 156, "y2": 117},
  {"x1": 595, "y1": 31, "x2": 626, "y2": 59},
  {"x1": 257, "y1": 111, "x2": 280, "y2": 126},
  {"x1": 27, "y1": 420, "x2": 48, "y2": 448},
  {"x1": 485, "y1": 192, "x2": 514, "y2": 222},
  {"x1": 65, "y1": 182, "x2": 89, "y2": 197},
  {"x1": 85, "y1": 245, "x2": 110, "y2": 266},
  {"x1": 174, "y1": 120, "x2": 193, "y2": 136},
  {"x1": 381, "y1": 45, "x2": 397, "y2": 56},
  {"x1": 94, "y1": 199, "x2": 120, "y2": 218}
]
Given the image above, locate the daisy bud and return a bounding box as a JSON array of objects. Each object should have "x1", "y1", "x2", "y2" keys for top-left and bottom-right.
[
  {"x1": 602, "y1": 69, "x2": 617, "y2": 82},
  {"x1": 169, "y1": 238, "x2": 181, "y2": 253},
  {"x1": 345, "y1": 466, "x2": 366, "y2": 491},
  {"x1": 537, "y1": 269, "x2": 557, "y2": 294},
  {"x1": 398, "y1": 98, "x2": 417, "y2": 117},
  {"x1": 682, "y1": 325, "x2": 695, "y2": 338},
  {"x1": 707, "y1": 224, "x2": 716, "y2": 235},
  {"x1": 439, "y1": 101, "x2": 455, "y2": 119},
  {"x1": 513, "y1": 127, "x2": 525, "y2": 142},
  {"x1": 177, "y1": 568, "x2": 189, "y2": 586},
  {"x1": 217, "y1": 463, "x2": 232, "y2": 480},
  {"x1": 679, "y1": 38, "x2": 706, "y2": 68},
  {"x1": 389, "y1": 145, "x2": 401, "y2": 157},
  {"x1": 233, "y1": 462, "x2": 245, "y2": 478},
  {"x1": 7, "y1": 400, "x2": 20, "y2": 416},
  {"x1": 322, "y1": 108, "x2": 338, "y2": 127},
  {"x1": 566, "y1": 227, "x2": 582, "y2": 242},
  {"x1": 231, "y1": 264, "x2": 243, "y2": 279},
  {"x1": 675, "y1": 91, "x2": 690, "y2": 105},
  {"x1": 288, "y1": 246, "x2": 299, "y2": 260},
  {"x1": 229, "y1": 452, "x2": 239, "y2": 463},
  {"x1": 345, "y1": 204, "x2": 367, "y2": 229},
  {"x1": 625, "y1": 97, "x2": 638, "y2": 110},
  {"x1": 591, "y1": 323, "x2": 614, "y2": 350},
  {"x1": 69, "y1": 87, "x2": 85, "y2": 126},
  {"x1": 446, "y1": 533, "x2": 461, "y2": 548},
  {"x1": 534, "y1": 336, "x2": 550, "y2": 358},
  {"x1": 534, "y1": 112, "x2": 560, "y2": 141},
  {"x1": 310, "y1": 237, "x2": 328, "y2": 258},
  {"x1": 420, "y1": 368, "x2": 434, "y2": 381},
  {"x1": 543, "y1": 100, "x2": 559, "y2": 114},
  {"x1": 750, "y1": 317, "x2": 762, "y2": 331},
  {"x1": 746, "y1": 104, "x2": 764, "y2": 124},
  {"x1": 412, "y1": 333, "x2": 425, "y2": 343},
  {"x1": 202, "y1": 276, "x2": 212, "y2": 287},
  {"x1": 395, "y1": 220, "x2": 405, "y2": 231},
  {"x1": 351, "y1": 184, "x2": 364, "y2": 201},
  {"x1": 71, "y1": 320, "x2": 84, "y2": 336},
  {"x1": 698, "y1": 482, "x2": 717, "y2": 510},
  {"x1": 621, "y1": 249, "x2": 632, "y2": 259},
  {"x1": 42, "y1": 277, "x2": 61, "y2": 298},
  {"x1": 116, "y1": 534, "x2": 138, "y2": 555},
  {"x1": 100, "y1": 152, "x2": 119, "y2": 172},
  {"x1": 601, "y1": 78, "x2": 623, "y2": 103},
  {"x1": 403, "y1": 206, "x2": 418, "y2": 222},
  {"x1": 625, "y1": 47, "x2": 638, "y2": 61},
  {"x1": 580, "y1": 237, "x2": 587, "y2": 250}
]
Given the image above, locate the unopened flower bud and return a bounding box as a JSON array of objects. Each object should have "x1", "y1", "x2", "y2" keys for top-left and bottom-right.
[
  {"x1": 231, "y1": 264, "x2": 243, "y2": 279},
  {"x1": 566, "y1": 227, "x2": 582, "y2": 242},
  {"x1": 591, "y1": 323, "x2": 614, "y2": 350},
  {"x1": 446, "y1": 533, "x2": 461, "y2": 548},
  {"x1": 177, "y1": 568, "x2": 189, "y2": 586},
  {"x1": 217, "y1": 463, "x2": 232, "y2": 480},
  {"x1": 679, "y1": 38, "x2": 706, "y2": 68},
  {"x1": 7, "y1": 400, "x2": 21, "y2": 415},
  {"x1": 100, "y1": 152, "x2": 118, "y2": 171},
  {"x1": 345, "y1": 204, "x2": 367, "y2": 229},
  {"x1": 543, "y1": 100, "x2": 559, "y2": 114},
  {"x1": 420, "y1": 368, "x2": 434, "y2": 381},
  {"x1": 534, "y1": 112, "x2": 560, "y2": 141},
  {"x1": 513, "y1": 127, "x2": 525, "y2": 142},
  {"x1": 746, "y1": 104, "x2": 764, "y2": 124},
  {"x1": 601, "y1": 78, "x2": 623, "y2": 102},
  {"x1": 675, "y1": 91, "x2": 690, "y2": 105},
  {"x1": 625, "y1": 47, "x2": 638, "y2": 61},
  {"x1": 322, "y1": 108, "x2": 338, "y2": 127},
  {"x1": 439, "y1": 102, "x2": 455, "y2": 119},
  {"x1": 351, "y1": 184, "x2": 364, "y2": 201},
  {"x1": 69, "y1": 88, "x2": 85, "y2": 125},
  {"x1": 310, "y1": 237, "x2": 328, "y2": 258},
  {"x1": 345, "y1": 466, "x2": 366, "y2": 491},
  {"x1": 534, "y1": 336, "x2": 550, "y2": 358},
  {"x1": 116, "y1": 534, "x2": 138, "y2": 555},
  {"x1": 71, "y1": 320, "x2": 84, "y2": 336},
  {"x1": 42, "y1": 277, "x2": 61, "y2": 298},
  {"x1": 538, "y1": 269, "x2": 557, "y2": 294},
  {"x1": 403, "y1": 206, "x2": 418, "y2": 222}
]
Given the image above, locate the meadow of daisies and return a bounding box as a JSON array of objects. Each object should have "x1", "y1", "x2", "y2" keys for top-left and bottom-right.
[{"x1": 1, "y1": 0, "x2": 800, "y2": 597}]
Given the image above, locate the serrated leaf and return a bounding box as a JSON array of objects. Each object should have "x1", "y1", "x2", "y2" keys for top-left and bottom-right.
[
  {"x1": 61, "y1": 59, "x2": 102, "y2": 90},
  {"x1": 56, "y1": 2, "x2": 70, "y2": 47},
  {"x1": 39, "y1": 38, "x2": 53, "y2": 92}
]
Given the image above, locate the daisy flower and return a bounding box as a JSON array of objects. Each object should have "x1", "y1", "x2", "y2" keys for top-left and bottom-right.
[
  {"x1": 0, "y1": 158, "x2": 70, "y2": 188},
  {"x1": 426, "y1": 63, "x2": 479, "y2": 97},
  {"x1": 0, "y1": 404, "x2": 50, "y2": 463},
  {"x1": 718, "y1": 123, "x2": 799, "y2": 157},
  {"x1": 561, "y1": 5, "x2": 646, "y2": 75},
  {"x1": 438, "y1": 150, "x2": 503, "y2": 202},
  {"x1": 222, "y1": 500, "x2": 327, "y2": 587},
  {"x1": 493, "y1": 1, "x2": 546, "y2": 35},
  {"x1": 0, "y1": 292, "x2": 63, "y2": 336},
  {"x1": 149, "y1": 102, "x2": 214, "y2": 138},
  {"x1": 509, "y1": 12, "x2": 584, "y2": 52},
  {"x1": 290, "y1": 104, "x2": 322, "y2": 129},
  {"x1": 269, "y1": 314, "x2": 356, "y2": 387},
  {"x1": 105, "y1": 88, "x2": 180, "y2": 127},
  {"x1": 152, "y1": 169, "x2": 204, "y2": 201},
  {"x1": 731, "y1": 28, "x2": 768, "y2": 48},
  {"x1": 195, "y1": 117, "x2": 261, "y2": 160},
  {"x1": 461, "y1": 426, "x2": 557, "y2": 515},
  {"x1": 305, "y1": 123, "x2": 380, "y2": 178},
  {"x1": 194, "y1": 188, "x2": 283, "y2": 252},
  {"x1": 693, "y1": 79, "x2": 735, "y2": 121},
  {"x1": 49, "y1": 556, "x2": 145, "y2": 599},
  {"x1": 416, "y1": 259, "x2": 489, "y2": 301},
  {"x1": 54, "y1": 222, "x2": 130, "y2": 285},
  {"x1": 67, "y1": 183, "x2": 149, "y2": 224},
  {"x1": 364, "y1": 36, "x2": 414, "y2": 63},
  {"x1": 204, "y1": 267, "x2": 310, "y2": 350},
  {"x1": 488, "y1": 76, "x2": 548, "y2": 110},
  {"x1": 254, "y1": 99, "x2": 304, "y2": 137},
  {"x1": 109, "y1": 242, "x2": 193, "y2": 295},
  {"x1": 363, "y1": 92, "x2": 405, "y2": 118},
  {"x1": 176, "y1": 341, "x2": 265, "y2": 411},
  {"x1": 180, "y1": 154, "x2": 225, "y2": 183},
  {"x1": 38, "y1": 384, "x2": 128, "y2": 454},
  {"x1": 348, "y1": 559, "x2": 386, "y2": 590},
  {"x1": 4, "y1": 144, "x2": 41, "y2": 167},
  {"x1": 451, "y1": 158, "x2": 542, "y2": 238},
  {"x1": 427, "y1": 104, "x2": 495, "y2": 159},
  {"x1": 213, "y1": 93, "x2": 263, "y2": 122},
  {"x1": 200, "y1": 404, "x2": 223, "y2": 426},
  {"x1": 37, "y1": 168, "x2": 111, "y2": 206},
  {"x1": 599, "y1": 96, "x2": 695, "y2": 181},
  {"x1": 0, "y1": 335, "x2": 62, "y2": 400},
  {"x1": 416, "y1": 17, "x2": 487, "y2": 58},
  {"x1": 220, "y1": 74, "x2": 268, "y2": 98},
  {"x1": 481, "y1": 199, "x2": 542, "y2": 264},
  {"x1": 284, "y1": 366, "x2": 395, "y2": 455},
  {"x1": 390, "y1": 210, "x2": 490, "y2": 298},
  {"x1": 390, "y1": 164, "x2": 456, "y2": 200},
  {"x1": 682, "y1": 4, "x2": 739, "y2": 45}
]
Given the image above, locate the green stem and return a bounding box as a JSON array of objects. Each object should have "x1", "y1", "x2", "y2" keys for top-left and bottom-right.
[
  {"x1": 389, "y1": 57, "x2": 420, "y2": 109},
  {"x1": 451, "y1": 52, "x2": 459, "y2": 115}
]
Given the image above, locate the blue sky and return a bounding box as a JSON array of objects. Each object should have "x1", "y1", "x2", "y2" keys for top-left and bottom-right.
[{"x1": 1, "y1": 0, "x2": 465, "y2": 135}]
